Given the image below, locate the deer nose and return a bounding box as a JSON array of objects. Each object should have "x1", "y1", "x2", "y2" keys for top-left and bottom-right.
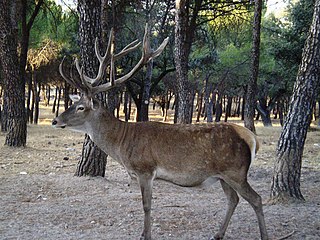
[{"x1": 52, "y1": 119, "x2": 58, "y2": 125}]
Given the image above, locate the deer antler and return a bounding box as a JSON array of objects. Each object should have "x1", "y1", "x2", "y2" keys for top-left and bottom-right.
[
  {"x1": 59, "y1": 24, "x2": 169, "y2": 97},
  {"x1": 59, "y1": 56, "x2": 88, "y2": 93}
]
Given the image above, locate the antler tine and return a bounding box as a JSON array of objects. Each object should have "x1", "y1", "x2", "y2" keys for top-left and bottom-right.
[
  {"x1": 114, "y1": 39, "x2": 141, "y2": 61},
  {"x1": 107, "y1": 39, "x2": 141, "y2": 87},
  {"x1": 104, "y1": 27, "x2": 114, "y2": 58},
  {"x1": 109, "y1": 33, "x2": 116, "y2": 87},
  {"x1": 59, "y1": 57, "x2": 70, "y2": 83},
  {"x1": 91, "y1": 24, "x2": 169, "y2": 95},
  {"x1": 150, "y1": 37, "x2": 169, "y2": 59},
  {"x1": 81, "y1": 30, "x2": 115, "y2": 86},
  {"x1": 142, "y1": 24, "x2": 169, "y2": 61},
  {"x1": 94, "y1": 37, "x2": 104, "y2": 62},
  {"x1": 74, "y1": 58, "x2": 93, "y2": 93},
  {"x1": 59, "y1": 56, "x2": 86, "y2": 92}
]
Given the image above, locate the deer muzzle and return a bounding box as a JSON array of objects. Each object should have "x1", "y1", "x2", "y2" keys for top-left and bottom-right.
[{"x1": 52, "y1": 118, "x2": 66, "y2": 128}]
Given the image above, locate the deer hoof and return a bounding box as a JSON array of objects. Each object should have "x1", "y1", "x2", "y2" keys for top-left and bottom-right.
[
  {"x1": 209, "y1": 233, "x2": 224, "y2": 240},
  {"x1": 140, "y1": 232, "x2": 151, "y2": 240}
]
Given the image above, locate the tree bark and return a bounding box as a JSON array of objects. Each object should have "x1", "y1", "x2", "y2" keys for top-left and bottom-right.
[
  {"x1": 140, "y1": 59, "x2": 153, "y2": 122},
  {"x1": 0, "y1": 0, "x2": 27, "y2": 146},
  {"x1": 224, "y1": 96, "x2": 232, "y2": 122},
  {"x1": 55, "y1": 87, "x2": 61, "y2": 118},
  {"x1": 46, "y1": 85, "x2": 50, "y2": 106},
  {"x1": 196, "y1": 89, "x2": 203, "y2": 123},
  {"x1": 1, "y1": 83, "x2": 8, "y2": 132},
  {"x1": 76, "y1": 0, "x2": 108, "y2": 177},
  {"x1": 20, "y1": 0, "x2": 44, "y2": 102},
  {"x1": 123, "y1": 90, "x2": 130, "y2": 121},
  {"x1": 26, "y1": 74, "x2": 32, "y2": 123},
  {"x1": 256, "y1": 97, "x2": 272, "y2": 127},
  {"x1": 204, "y1": 77, "x2": 213, "y2": 123},
  {"x1": 215, "y1": 93, "x2": 222, "y2": 122},
  {"x1": 244, "y1": 0, "x2": 262, "y2": 133},
  {"x1": 52, "y1": 87, "x2": 58, "y2": 114},
  {"x1": 64, "y1": 83, "x2": 70, "y2": 110},
  {"x1": 270, "y1": 0, "x2": 320, "y2": 203},
  {"x1": 174, "y1": 0, "x2": 202, "y2": 124},
  {"x1": 33, "y1": 75, "x2": 40, "y2": 124}
]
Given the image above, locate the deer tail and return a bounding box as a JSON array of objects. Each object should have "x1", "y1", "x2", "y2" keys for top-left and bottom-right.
[{"x1": 231, "y1": 124, "x2": 260, "y2": 162}]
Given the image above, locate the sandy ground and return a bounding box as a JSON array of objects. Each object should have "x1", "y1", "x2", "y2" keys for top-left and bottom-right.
[{"x1": 0, "y1": 106, "x2": 320, "y2": 240}]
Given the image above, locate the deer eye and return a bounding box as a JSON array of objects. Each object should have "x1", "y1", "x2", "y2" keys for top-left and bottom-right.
[{"x1": 76, "y1": 106, "x2": 85, "y2": 112}]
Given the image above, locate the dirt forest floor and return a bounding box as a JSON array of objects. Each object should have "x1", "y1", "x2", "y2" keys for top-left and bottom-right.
[{"x1": 0, "y1": 105, "x2": 320, "y2": 240}]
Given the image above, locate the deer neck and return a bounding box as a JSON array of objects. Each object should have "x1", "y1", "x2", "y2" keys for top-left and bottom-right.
[{"x1": 85, "y1": 107, "x2": 126, "y2": 158}]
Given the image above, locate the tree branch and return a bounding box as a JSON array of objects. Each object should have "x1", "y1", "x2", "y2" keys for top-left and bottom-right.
[{"x1": 26, "y1": 0, "x2": 44, "y2": 32}]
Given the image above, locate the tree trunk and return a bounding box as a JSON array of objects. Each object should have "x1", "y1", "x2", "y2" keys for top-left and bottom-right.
[
  {"x1": 318, "y1": 101, "x2": 320, "y2": 126},
  {"x1": 174, "y1": 0, "x2": 202, "y2": 124},
  {"x1": 76, "y1": 0, "x2": 107, "y2": 177},
  {"x1": 139, "y1": 59, "x2": 153, "y2": 122},
  {"x1": 46, "y1": 85, "x2": 51, "y2": 106},
  {"x1": 241, "y1": 94, "x2": 246, "y2": 121},
  {"x1": 256, "y1": 98, "x2": 272, "y2": 127},
  {"x1": 0, "y1": 0, "x2": 27, "y2": 146},
  {"x1": 224, "y1": 96, "x2": 232, "y2": 122},
  {"x1": 26, "y1": 74, "x2": 32, "y2": 123},
  {"x1": 42, "y1": 84, "x2": 49, "y2": 106},
  {"x1": 203, "y1": 77, "x2": 213, "y2": 123},
  {"x1": 174, "y1": 0, "x2": 191, "y2": 123},
  {"x1": 107, "y1": 90, "x2": 117, "y2": 116},
  {"x1": 163, "y1": 91, "x2": 172, "y2": 122},
  {"x1": 196, "y1": 90, "x2": 203, "y2": 123},
  {"x1": 124, "y1": 90, "x2": 130, "y2": 121},
  {"x1": 278, "y1": 101, "x2": 284, "y2": 126},
  {"x1": 1, "y1": 86, "x2": 8, "y2": 132},
  {"x1": 76, "y1": 135, "x2": 107, "y2": 177},
  {"x1": 206, "y1": 99, "x2": 214, "y2": 123},
  {"x1": 244, "y1": 0, "x2": 262, "y2": 133},
  {"x1": 270, "y1": 0, "x2": 320, "y2": 203},
  {"x1": 215, "y1": 93, "x2": 222, "y2": 122},
  {"x1": 34, "y1": 78, "x2": 40, "y2": 124},
  {"x1": 52, "y1": 87, "x2": 58, "y2": 114},
  {"x1": 64, "y1": 83, "x2": 70, "y2": 110},
  {"x1": 30, "y1": 78, "x2": 35, "y2": 123},
  {"x1": 55, "y1": 87, "x2": 61, "y2": 118}
]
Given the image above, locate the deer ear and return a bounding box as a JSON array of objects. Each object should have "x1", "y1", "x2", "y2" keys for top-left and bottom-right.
[{"x1": 69, "y1": 94, "x2": 81, "y2": 103}]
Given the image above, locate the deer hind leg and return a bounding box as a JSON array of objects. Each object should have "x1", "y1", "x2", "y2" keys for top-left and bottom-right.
[
  {"x1": 213, "y1": 179, "x2": 239, "y2": 240},
  {"x1": 137, "y1": 172, "x2": 156, "y2": 240},
  {"x1": 225, "y1": 178, "x2": 269, "y2": 240}
]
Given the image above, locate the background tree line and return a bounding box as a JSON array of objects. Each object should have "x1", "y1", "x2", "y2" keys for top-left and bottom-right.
[{"x1": 0, "y1": 0, "x2": 318, "y2": 129}]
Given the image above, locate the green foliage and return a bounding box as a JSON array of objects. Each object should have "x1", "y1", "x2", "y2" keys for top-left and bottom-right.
[
  {"x1": 261, "y1": 0, "x2": 315, "y2": 99},
  {"x1": 22, "y1": 0, "x2": 78, "y2": 85},
  {"x1": 28, "y1": 0, "x2": 78, "y2": 52},
  {"x1": 190, "y1": 4, "x2": 253, "y2": 95},
  {"x1": 214, "y1": 42, "x2": 251, "y2": 95}
]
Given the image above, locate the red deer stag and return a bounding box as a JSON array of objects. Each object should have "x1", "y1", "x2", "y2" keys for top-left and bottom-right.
[{"x1": 52, "y1": 26, "x2": 268, "y2": 240}]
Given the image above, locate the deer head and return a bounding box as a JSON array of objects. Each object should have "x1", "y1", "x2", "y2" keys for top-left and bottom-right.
[
  {"x1": 52, "y1": 94, "x2": 99, "y2": 132},
  {"x1": 52, "y1": 24, "x2": 169, "y2": 131}
]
